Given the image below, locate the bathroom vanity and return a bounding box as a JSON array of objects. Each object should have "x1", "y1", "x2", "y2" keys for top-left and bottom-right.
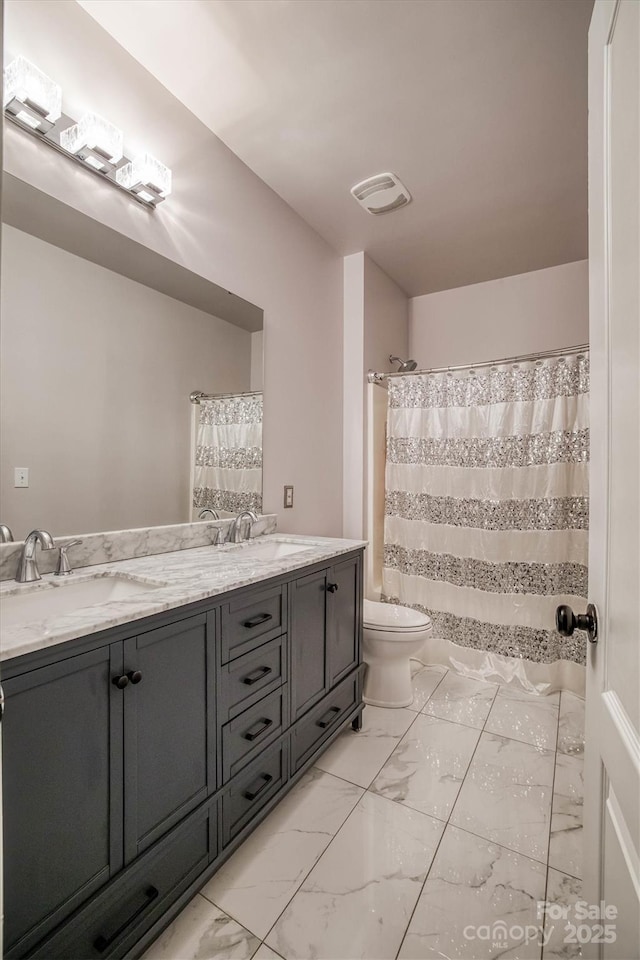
[{"x1": 1, "y1": 535, "x2": 365, "y2": 959}]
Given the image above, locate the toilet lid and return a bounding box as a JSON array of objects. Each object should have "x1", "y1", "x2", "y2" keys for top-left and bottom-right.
[{"x1": 363, "y1": 599, "x2": 432, "y2": 633}]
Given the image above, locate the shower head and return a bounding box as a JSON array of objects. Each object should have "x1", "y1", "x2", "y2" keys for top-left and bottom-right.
[{"x1": 389, "y1": 355, "x2": 418, "y2": 373}]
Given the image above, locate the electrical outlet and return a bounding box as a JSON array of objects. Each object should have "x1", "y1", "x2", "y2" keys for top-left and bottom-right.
[
  {"x1": 284, "y1": 485, "x2": 294, "y2": 508},
  {"x1": 14, "y1": 467, "x2": 29, "y2": 488}
]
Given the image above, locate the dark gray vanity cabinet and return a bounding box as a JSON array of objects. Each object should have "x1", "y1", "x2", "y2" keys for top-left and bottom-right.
[
  {"x1": 290, "y1": 554, "x2": 361, "y2": 721},
  {"x1": 290, "y1": 568, "x2": 330, "y2": 720},
  {"x1": 327, "y1": 554, "x2": 361, "y2": 686},
  {"x1": 2, "y1": 548, "x2": 363, "y2": 960},
  {"x1": 122, "y1": 612, "x2": 216, "y2": 861},
  {"x1": 2, "y1": 646, "x2": 124, "y2": 955},
  {"x1": 3, "y1": 611, "x2": 217, "y2": 958}
]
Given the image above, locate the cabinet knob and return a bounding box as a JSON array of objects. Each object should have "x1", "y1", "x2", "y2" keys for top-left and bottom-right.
[
  {"x1": 127, "y1": 670, "x2": 143, "y2": 685},
  {"x1": 317, "y1": 705, "x2": 341, "y2": 728},
  {"x1": 112, "y1": 675, "x2": 129, "y2": 689},
  {"x1": 243, "y1": 772, "x2": 273, "y2": 802},
  {"x1": 242, "y1": 665, "x2": 273, "y2": 685},
  {"x1": 327, "y1": 582, "x2": 339, "y2": 593},
  {"x1": 243, "y1": 613, "x2": 273, "y2": 629},
  {"x1": 243, "y1": 717, "x2": 274, "y2": 742}
]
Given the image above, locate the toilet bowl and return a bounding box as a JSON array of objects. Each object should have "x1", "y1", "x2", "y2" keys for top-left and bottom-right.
[{"x1": 362, "y1": 599, "x2": 433, "y2": 708}]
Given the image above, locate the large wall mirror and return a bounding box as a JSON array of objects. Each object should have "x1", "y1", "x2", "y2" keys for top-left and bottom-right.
[{"x1": 0, "y1": 176, "x2": 264, "y2": 541}]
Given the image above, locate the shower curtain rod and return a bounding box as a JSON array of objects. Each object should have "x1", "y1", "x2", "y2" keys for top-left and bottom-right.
[
  {"x1": 190, "y1": 389, "x2": 262, "y2": 404},
  {"x1": 367, "y1": 342, "x2": 589, "y2": 383}
]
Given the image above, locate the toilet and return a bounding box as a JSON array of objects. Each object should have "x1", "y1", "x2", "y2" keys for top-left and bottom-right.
[{"x1": 362, "y1": 599, "x2": 433, "y2": 708}]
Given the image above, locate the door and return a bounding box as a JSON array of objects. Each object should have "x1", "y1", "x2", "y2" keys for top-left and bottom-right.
[
  {"x1": 585, "y1": 3, "x2": 640, "y2": 957},
  {"x1": 123, "y1": 612, "x2": 215, "y2": 861},
  {"x1": 290, "y1": 568, "x2": 329, "y2": 720},
  {"x1": 2, "y1": 646, "x2": 123, "y2": 956},
  {"x1": 327, "y1": 554, "x2": 361, "y2": 686}
]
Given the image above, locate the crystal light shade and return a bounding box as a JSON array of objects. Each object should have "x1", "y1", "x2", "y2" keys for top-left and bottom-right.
[
  {"x1": 60, "y1": 112, "x2": 124, "y2": 163},
  {"x1": 4, "y1": 58, "x2": 171, "y2": 209},
  {"x1": 116, "y1": 153, "x2": 172, "y2": 201},
  {"x1": 3, "y1": 56, "x2": 62, "y2": 129}
]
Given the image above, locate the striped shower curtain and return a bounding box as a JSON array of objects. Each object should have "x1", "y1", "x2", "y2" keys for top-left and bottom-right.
[
  {"x1": 382, "y1": 353, "x2": 589, "y2": 665},
  {"x1": 193, "y1": 394, "x2": 263, "y2": 515}
]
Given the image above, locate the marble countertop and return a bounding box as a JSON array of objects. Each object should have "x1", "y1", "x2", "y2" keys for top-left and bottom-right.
[{"x1": 0, "y1": 534, "x2": 367, "y2": 663}]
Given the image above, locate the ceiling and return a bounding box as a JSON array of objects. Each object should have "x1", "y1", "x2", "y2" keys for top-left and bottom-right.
[{"x1": 79, "y1": 0, "x2": 593, "y2": 297}]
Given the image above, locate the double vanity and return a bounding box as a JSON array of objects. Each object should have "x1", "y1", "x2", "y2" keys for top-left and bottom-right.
[{"x1": 1, "y1": 529, "x2": 366, "y2": 959}]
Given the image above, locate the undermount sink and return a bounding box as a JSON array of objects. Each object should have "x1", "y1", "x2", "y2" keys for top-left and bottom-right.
[
  {"x1": 0, "y1": 575, "x2": 164, "y2": 628},
  {"x1": 233, "y1": 539, "x2": 322, "y2": 560}
]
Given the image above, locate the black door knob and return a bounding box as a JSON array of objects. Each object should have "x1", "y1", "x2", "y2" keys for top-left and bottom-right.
[
  {"x1": 555, "y1": 603, "x2": 598, "y2": 643},
  {"x1": 327, "y1": 583, "x2": 339, "y2": 593},
  {"x1": 127, "y1": 670, "x2": 143, "y2": 685},
  {"x1": 112, "y1": 675, "x2": 129, "y2": 689}
]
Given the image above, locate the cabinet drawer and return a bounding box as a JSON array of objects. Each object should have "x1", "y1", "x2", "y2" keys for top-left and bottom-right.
[
  {"x1": 222, "y1": 739, "x2": 289, "y2": 845},
  {"x1": 219, "y1": 635, "x2": 287, "y2": 723},
  {"x1": 291, "y1": 670, "x2": 361, "y2": 773},
  {"x1": 221, "y1": 585, "x2": 286, "y2": 662},
  {"x1": 222, "y1": 686, "x2": 287, "y2": 781},
  {"x1": 32, "y1": 803, "x2": 214, "y2": 960}
]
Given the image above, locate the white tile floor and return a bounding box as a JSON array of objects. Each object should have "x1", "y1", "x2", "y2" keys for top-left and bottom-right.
[{"x1": 142, "y1": 667, "x2": 585, "y2": 960}]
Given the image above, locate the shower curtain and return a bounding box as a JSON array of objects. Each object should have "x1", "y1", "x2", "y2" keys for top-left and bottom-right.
[
  {"x1": 382, "y1": 353, "x2": 589, "y2": 665},
  {"x1": 193, "y1": 393, "x2": 263, "y2": 515}
]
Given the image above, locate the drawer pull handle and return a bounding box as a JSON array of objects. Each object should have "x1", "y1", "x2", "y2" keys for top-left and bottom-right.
[
  {"x1": 243, "y1": 613, "x2": 273, "y2": 629},
  {"x1": 127, "y1": 670, "x2": 143, "y2": 685},
  {"x1": 327, "y1": 583, "x2": 339, "y2": 593},
  {"x1": 112, "y1": 674, "x2": 129, "y2": 689},
  {"x1": 242, "y1": 665, "x2": 273, "y2": 686},
  {"x1": 243, "y1": 772, "x2": 273, "y2": 801},
  {"x1": 317, "y1": 705, "x2": 341, "y2": 729},
  {"x1": 93, "y1": 885, "x2": 159, "y2": 952},
  {"x1": 243, "y1": 717, "x2": 274, "y2": 741}
]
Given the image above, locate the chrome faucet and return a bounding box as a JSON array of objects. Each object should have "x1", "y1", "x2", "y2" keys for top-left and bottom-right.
[
  {"x1": 55, "y1": 539, "x2": 83, "y2": 576},
  {"x1": 198, "y1": 508, "x2": 220, "y2": 520},
  {"x1": 230, "y1": 510, "x2": 258, "y2": 543},
  {"x1": 16, "y1": 529, "x2": 55, "y2": 583},
  {"x1": 210, "y1": 525, "x2": 225, "y2": 546},
  {"x1": 0, "y1": 523, "x2": 14, "y2": 543}
]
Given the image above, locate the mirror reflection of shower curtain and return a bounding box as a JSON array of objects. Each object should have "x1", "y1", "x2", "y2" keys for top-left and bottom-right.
[
  {"x1": 193, "y1": 393, "x2": 263, "y2": 515},
  {"x1": 382, "y1": 353, "x2": 589, "y2": 665}
]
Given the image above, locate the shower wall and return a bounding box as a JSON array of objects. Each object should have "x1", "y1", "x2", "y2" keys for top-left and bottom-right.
[
  {"x1": 365, "y1": 382, "x2": 388, "y2": 597},
  {"x1": 343, "y1": 253, "x2": 408, "y2": 543},
  {"x1": 409, "y1": 260, "x2": 589, "y2": 369}
]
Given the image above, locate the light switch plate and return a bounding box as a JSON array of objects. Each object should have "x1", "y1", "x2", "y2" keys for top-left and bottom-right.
[
  {"x1": 284, "y1": 485, "x2": 294, "y2": 508},
  {"x1": 14, "y1": 467, "x2": 29, "y2": 488}
]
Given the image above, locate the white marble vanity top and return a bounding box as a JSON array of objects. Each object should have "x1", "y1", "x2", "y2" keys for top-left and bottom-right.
[{"x1": 0, "y1": 534, "x2": 366, "y2": 662}]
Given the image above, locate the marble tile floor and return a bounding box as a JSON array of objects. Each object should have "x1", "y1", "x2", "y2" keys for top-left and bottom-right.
[{"x1": 142, "y1": 670, "x2": 585, "y2": 960}]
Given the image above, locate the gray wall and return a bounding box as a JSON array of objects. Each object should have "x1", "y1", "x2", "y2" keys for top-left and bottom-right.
[
  {"x1": 409, "y1": 260, "x2": 589, "y2": 368},
  {"x1": 4, "y1": 0, "x2": 344, "y2": 537},
  {"x1": 1, "y1": 226, "x2": 252, "y2": 539},
  {"x1": 343, "y1": 253, "x2": 408, "y2": 541}
]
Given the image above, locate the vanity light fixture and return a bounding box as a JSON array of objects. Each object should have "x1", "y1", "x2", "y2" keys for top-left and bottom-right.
[
  {"x1": 116, "y1": 152, "x2": 172, "y2": 204},
  {"x1": 3, "y1": 56, "x2": 62, "y2": 133},
  {"x1": 60, "y1": 111, "x2": 124, "y2": 173},
  {"x1": 3, "y1": 55, "x2": 172, "y2": 209}
]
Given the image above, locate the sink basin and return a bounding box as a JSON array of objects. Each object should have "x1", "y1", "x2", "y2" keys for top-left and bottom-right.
[
  {"x1": 234, "y1": 539, "x2": 322, "y2": 561},
  {"x1": 0, "y1": 575, "x2": 164, "y2": 628}
]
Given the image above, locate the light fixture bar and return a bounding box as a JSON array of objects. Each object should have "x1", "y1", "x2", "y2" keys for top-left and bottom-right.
[
  {"x1": 4, "y1": 111, "x2": 165, "y2": 209},
  {"x1": 3, "y1": 55, "x2": 171, "y2": 209}
]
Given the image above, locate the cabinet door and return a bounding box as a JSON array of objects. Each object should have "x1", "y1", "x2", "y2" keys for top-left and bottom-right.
[
  {"x1": 327, "y1": 553, "x2": 362, "y2": 686},
  {"x1": 290, "y1": 568, "x2": 329, "y2": 720},
  {"x1": 3, "y1": 645, "x2": 123, "y2": 956},
  {"x1": 123, "y1": 612, "x2": 215, "y2": 861}
]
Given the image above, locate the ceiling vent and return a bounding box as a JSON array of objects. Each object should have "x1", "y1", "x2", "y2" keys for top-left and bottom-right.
[{"x1": 350, "y1": 172, "x2": 411, "y2": 215}]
